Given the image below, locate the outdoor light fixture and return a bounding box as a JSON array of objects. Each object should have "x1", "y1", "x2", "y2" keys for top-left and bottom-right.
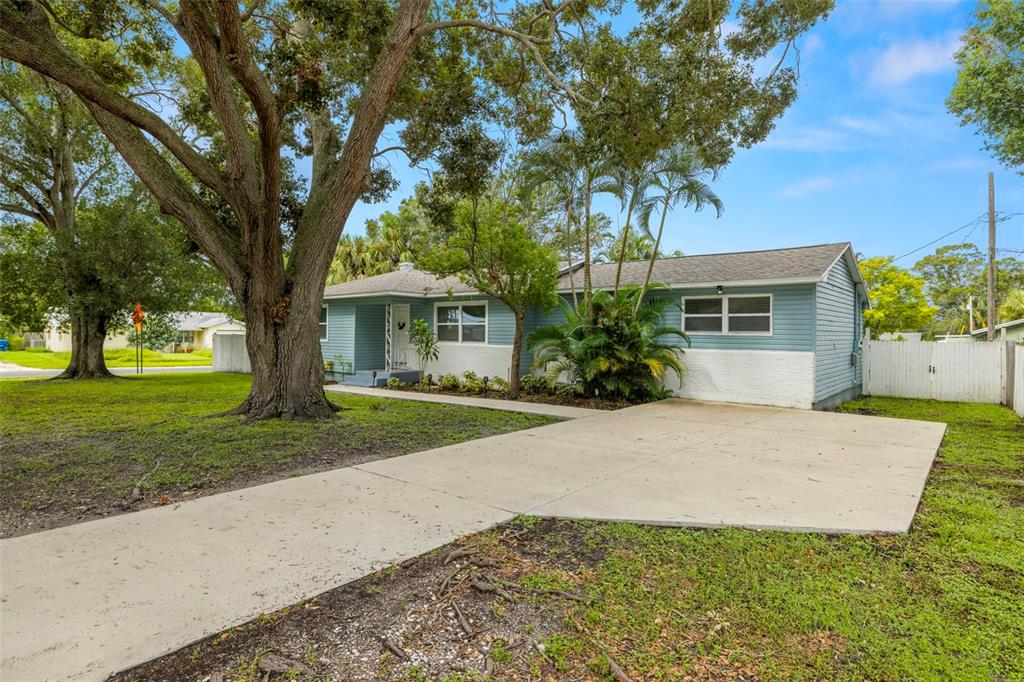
[{"x1": 716, "y1": 285, "x2": 724, "y2": 294}]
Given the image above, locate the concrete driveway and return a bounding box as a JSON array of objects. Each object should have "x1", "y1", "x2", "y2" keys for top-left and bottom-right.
[
  {"x1": 0, "y1": 400, "x2": 945, "y2": 681},
  {"x1": 361, "y1": 399, "x2": 946, "y2": 533}
]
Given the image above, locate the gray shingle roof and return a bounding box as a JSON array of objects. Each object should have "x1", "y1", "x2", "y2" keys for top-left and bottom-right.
[
  {"x1": 565, "y1": 242, "x2": 853, "y2": 290},
  {"x1": 320, "y1": 243, "x2": 855, "y2": 298},
  {"x1": 171, "y1": 312, "x2": 237, "y2": 331},
  {"x1": 322, "y1": 268, "x2": 475, "y2": 298}
]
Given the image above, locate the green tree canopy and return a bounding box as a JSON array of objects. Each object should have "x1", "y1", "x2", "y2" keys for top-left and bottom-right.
[
  {"x1": 862, "y1": 256, "x2": 936, "y2": 335},
  {"x1": 947, "y1": 0, "x2": 1024, "y2": 172}
]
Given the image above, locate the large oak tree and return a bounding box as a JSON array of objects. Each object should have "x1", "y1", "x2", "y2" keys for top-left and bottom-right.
[{"x1": 0, "y1": 0, "x2": 829, "y2": 418}]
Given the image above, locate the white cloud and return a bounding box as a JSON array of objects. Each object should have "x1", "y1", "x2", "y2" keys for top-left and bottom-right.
[
  {"x1": 777, "y1": 176, "x2": 838, "y2": 198},
  {"x1": 868, "y1": 33, "x2": 962, "y2": 85},
  {"x1": 762, "y1": 125, "x2": 852, "y2": 152}
]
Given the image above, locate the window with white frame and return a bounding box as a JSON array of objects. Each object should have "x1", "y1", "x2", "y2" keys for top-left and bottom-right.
[
  {"x1": 436, "y1": 303, "x2": 487, "y2": 343},
  {"x1": 319, "y1": 305, "x2": 329, "y2": 341},
  {"x1": 682, "y1": 295, "x2": 772, "y2": 335}
]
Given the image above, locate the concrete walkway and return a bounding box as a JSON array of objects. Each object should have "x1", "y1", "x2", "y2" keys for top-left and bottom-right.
[
  {"x1": 325, "y1": 383, "x2": 602, "y2": 419},
  {"x1": 0, "y1": 400, "x2": 945, "y2": 681}
]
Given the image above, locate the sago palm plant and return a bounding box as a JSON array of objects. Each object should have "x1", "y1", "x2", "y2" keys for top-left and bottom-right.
[{"x1": 528, "y1": 285, "x2": 689, "y2": 402}]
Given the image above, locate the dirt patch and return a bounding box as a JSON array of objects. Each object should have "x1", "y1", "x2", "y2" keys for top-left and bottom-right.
[{"x1": 110, "y1": 518, "x2": 605, "y2": 682}]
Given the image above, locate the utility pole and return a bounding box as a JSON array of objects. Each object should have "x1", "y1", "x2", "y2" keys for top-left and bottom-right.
[
  {"x1": 968, "y1": 295, "x2": 975, "y2": 334},
  {"x1": 987, "y1": 172, "x2": 996, "y2": 341}
]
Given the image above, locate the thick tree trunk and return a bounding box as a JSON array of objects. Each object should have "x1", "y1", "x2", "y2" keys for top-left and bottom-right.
[
  {"x1": 53, "y1": 311, "x2": 115, "y2": 379},
  {"x1": 509, "y1": 310, "x2": 525, "y2": 399},
  {"x1": 229, "y1": 289, "x2": 338, "y2": 420}
]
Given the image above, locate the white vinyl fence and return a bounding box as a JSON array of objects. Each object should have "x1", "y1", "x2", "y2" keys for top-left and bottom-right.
[
  {"x1": 212, "y1": 333, "x2": 250, "y2": 373},
  {"x1": 1015, "y1": 345, "x2": 1023, "y2": 418},
  {"x1": 863, "y1": 340, "x2": 1014, "y2": 405}
]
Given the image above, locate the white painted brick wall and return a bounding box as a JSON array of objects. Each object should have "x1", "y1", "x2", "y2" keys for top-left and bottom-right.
[
  {"x1": 425, "y1": 344, "x2": 513, "y2": 380},
  {"x1": 664, "y1": 349, "x2": 815, "y2": 409}
]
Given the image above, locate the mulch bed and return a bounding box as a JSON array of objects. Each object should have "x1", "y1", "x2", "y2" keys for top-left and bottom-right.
[
  {"x1": 393, "y1": 386, "x2": 631, "y2": 411},
  {"x1": 110, "y1": 519, "x2": 606, "y2": 682}
]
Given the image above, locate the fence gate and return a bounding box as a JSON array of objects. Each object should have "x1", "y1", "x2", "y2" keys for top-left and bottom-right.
[{"x1": 863, "y1": 340, "x2": 1005, "y2": 403}]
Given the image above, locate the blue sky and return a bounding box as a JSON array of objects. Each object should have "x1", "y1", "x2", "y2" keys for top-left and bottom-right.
[{"x1": 347, "y1": 0, "x2": 1023, "y2": 266}]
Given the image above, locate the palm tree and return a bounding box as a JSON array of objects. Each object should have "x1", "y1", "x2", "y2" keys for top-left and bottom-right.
[
  {"x1": 524, "y1": 133, "x2": 616, "y2": 315},
  {"x1": 594, "y1": 159, "x2": 660, "y2": 293},
  {"x1": 635, "y1": 145, "x2": 723, "y2": 309},
  {"x1": 1000, "y1": 289, "x2": 1024, "y2": 322},
  {"x1": 327, "y1": 235, "x2": 389, "y2": 284},
  {"x1": 529, "y1": 286, "x2": 689, "y2": 401},
  {"x1": 523, "y1": 133, "x2": 586, "y2": 306}
]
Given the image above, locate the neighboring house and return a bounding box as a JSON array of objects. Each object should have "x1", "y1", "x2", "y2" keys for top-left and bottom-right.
[
  {"x1": 321, "y1": 242, "x2": 868, "y2": 410},
  {"x1": 969, "y1": 318, "x2": 1024, "y2": 343},
  {"x1": 41, "y1": 312, "x2": 244, "y2": 353},
  {"x1": 168, "y1": 312, "x2": 245, "y2": 351},
  {"x1": 42, "y1": 318, "x2": 129, "y2": 352}
]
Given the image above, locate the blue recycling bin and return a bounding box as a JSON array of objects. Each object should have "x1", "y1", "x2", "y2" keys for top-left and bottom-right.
[{"x1": 0, "y1": 339, "x2": 9, "y2": 352}]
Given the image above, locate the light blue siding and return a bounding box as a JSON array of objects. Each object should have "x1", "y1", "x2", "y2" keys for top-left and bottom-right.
[
  {"x1": 355, "y1": 304, "x2": 386, "y2": 370},
  {"x1": 662, "y1": 285, "x2": 814, "y2": 352},
  {"x1": 814, "y1": 256, "x2": 861, "y2": 402},
  {"x1": 320, "y1": 302, "x2": 355, "y2": 367},
  {"x1": 526, "y1": 286, "x2": 814, "y2": 352}
]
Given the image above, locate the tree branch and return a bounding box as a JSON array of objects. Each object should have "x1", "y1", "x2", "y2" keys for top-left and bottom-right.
[
  {"x1": 211, "y1": 0, "x2": 282, "y2": 247},
  {"x1": 291, "y1": 0, "x2": 431, "y2": 295},
  {"x1": 0, "y1": 1, "x2": 231, "y2": 202},
  {"x1": 85, "y1": 102, "x2": 248, "y2": 294},
  {"x1": 0, "y1": 200, "x2": 47, "y2": 225},
  {"x1": 417, "y1": 19, "x2": 589, "y2": 103}
]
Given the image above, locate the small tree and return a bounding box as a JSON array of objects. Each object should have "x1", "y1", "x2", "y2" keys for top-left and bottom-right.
[
  {"x1": 408, "y1": 318, "x2": 439, "y2": 373},
  {"x1": 424, "y1": 195, "x2": 559, "y2": 399},
  {"x1": 862, "y1": 257, "x2": 937, "y2": 335},
  {"x1": 126, "y1": 315, "x2": 179, "y2": 352}
]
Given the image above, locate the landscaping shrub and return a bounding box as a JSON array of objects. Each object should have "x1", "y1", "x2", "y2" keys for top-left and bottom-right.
[
  {"x1": 409, "y1": 318, "x2": 439, "y2": 371},
  {"x1": 7, "y1": 336, "x2": 26, "y2": 351},
  {"x1": 461, "y1": 371, "x2": 486, "y2": 393},
  {"x1": 519, "y1": 374, "x2": 553, "y2": 395},
  {"x1": 386, "y1": 376, "x2": 407, "y2": 389},
  {"x1": 437, "y1": 373, "x2": 462, "y2": 392},
  {"x1": 489, "y1": 376, "x2": 511, "y2": 394},
  {"x1": 529, "y1": 285, "x2": 688, "y2": 402}
]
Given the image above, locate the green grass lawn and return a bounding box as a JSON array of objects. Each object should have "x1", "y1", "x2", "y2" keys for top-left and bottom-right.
[
  {"x1": 0, "y1": 373, "x2": 555, "y2": 536},
  {"x1": 510, "y1": 398, "x2": 1023, "y2": 681},
  {"x1": 0, "y1": 348, "x2": 213, "y2": 368}
]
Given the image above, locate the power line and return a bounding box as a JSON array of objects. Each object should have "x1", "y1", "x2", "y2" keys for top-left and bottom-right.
[
  {"x1": 892, "y1": 211, "x2": 1022, "y2": 263},
  {"x1": 893, "y1": 213, "x2": 987, "y2": 262}
]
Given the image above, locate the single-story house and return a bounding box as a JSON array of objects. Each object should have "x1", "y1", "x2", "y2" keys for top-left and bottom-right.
[
  {"x1": 320, "y1": 242, "x2": 868, "y2": 410},
  {"x1": 41, "y1": 311, "x2": 244, "y2": 353},
  {"x1": 969, "y1": 318, "x2": 1024, "y2": 343},
  {"x1": 167, "y1": 312, "x2": 245, "y2": 352},
  {"x1": 42, "y1": 317, "x2": 130, "y2": 352}
]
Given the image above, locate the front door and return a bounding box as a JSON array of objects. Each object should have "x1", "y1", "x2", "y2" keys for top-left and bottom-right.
[{"x1": 391, "y1": 304, "x2": 411, "y2": 369}]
